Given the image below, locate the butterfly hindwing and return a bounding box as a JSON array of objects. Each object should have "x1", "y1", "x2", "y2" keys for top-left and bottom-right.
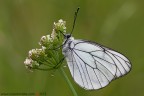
[{"x1": 63, "y1": 39, "x2": 131, "y2": 90}]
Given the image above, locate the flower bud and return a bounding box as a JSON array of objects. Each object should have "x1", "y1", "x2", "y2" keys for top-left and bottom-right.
[
  {"x1": 54, "y1": 19, "x2": 66, "y2": 34},
  {"x1": 28, "y1": 48, "x2": 45, "y2": 61},
  {"x1": 39, "y1": 35, "x2": 53, "y2": 47},
  {"x1": 24, "y1": 58, "x2": 39, "y2": 71}
]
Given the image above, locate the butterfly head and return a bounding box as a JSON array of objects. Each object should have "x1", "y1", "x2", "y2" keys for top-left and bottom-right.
[
  {"x1": 63, "y1": 34, "x2": 74, "y2": 43},
  {"x1": 65, "y1": 34, "x2": 71, "y2": 39},
  {"x1": 62, "y1": 34, "x2": 74, "y2": 52}
]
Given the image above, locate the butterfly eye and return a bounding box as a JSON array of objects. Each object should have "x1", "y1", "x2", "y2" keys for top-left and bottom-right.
[{"x1": 65, "y1": 34, "x2": 71, "y2": 39}]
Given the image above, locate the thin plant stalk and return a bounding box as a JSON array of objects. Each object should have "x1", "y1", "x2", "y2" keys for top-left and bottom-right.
[{"x1": 59, "y1": 67, "x2": 78, "y2": 96}]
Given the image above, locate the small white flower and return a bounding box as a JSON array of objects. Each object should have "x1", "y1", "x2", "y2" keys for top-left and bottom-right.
[
  {"x1": 53, "y1": 19, "x2": 66, "y2": 34},
  {"x1": 41, "y1": 36, "x2": 46, "y2": 41},
  {"x1": 51, "y1": 29, "x2": 57, "y2": 39},
  {"x1": 24, "y1": 58, "x2": 40, "y2": 72},
  {"x1": 29, "y1": 49, "x2": 36, "y2": 57},
  {"x1": 46, "y1": 35, "x2": 53, "y2": 42},
  {"x1": 42, "y1": 46, "x2": 46, "y2": 50},
  {"x1": 28, "y1": 48, "x2": 45, "y2": 59},
  {"x1": 24, "y1": 58, "x2": 33, "y2": 69},
  {"x1": 54, "y1": 22, "x2": 56, "y2": 26},
  {"x1": 39, "y1": 35, "x2": 53, "y2": 46},
  {"x1": 24, "y1": 58, "x2": 33, "y2": 65},
  {"x1": 28, "y1": 49, "x2": 38, "y2": 58},
  {"x1": 58, "y1": 19, "x2": 64, "y2": 23}
]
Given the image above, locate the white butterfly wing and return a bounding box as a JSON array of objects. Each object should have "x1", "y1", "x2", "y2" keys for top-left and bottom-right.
[{"x1": 63, "y1": 39, "x2": 131, "y2": 90}]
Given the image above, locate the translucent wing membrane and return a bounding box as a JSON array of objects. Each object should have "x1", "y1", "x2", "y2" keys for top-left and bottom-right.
[{"x1": 63, "y1": 39, "x2": 131, "y2": 90}]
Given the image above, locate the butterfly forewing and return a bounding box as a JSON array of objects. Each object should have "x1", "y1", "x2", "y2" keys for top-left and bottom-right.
[{"x1": 62, "y1": 39, "x2": 131, "y2": 90}]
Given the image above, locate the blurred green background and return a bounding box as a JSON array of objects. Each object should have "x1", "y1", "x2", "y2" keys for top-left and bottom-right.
[{"x1": 0, "y1": 0, "x2": 144, "y2": 96}]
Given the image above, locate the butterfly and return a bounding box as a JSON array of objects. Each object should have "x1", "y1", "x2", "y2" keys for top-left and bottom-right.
[{"x1": 62, "y1": 8, "x2": 131, "y2": 90}]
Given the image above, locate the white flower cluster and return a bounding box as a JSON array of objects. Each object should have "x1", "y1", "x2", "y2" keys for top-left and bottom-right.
[
  {"x1": 54, "y1": 19, "x2": 66, "y2": 33},
  {"x1": 24, "y1": 58, "x2": 33, "y2": 68},
  {"x1": 24, "y1": 58, "x2": 39, "y2": 72},
  {"x1": 24, "y1": 48, "x2": 45, "y2": 71},
  {"x1": 39, "y1": 35, "x2": 53, "y2": 47},
  {"x1": 28, "y1": 48, "x2": 45, "y2": 59},
  {"x1": 51, "y1": 19, "x2": 66, "y2": 40},
  {"x1": 24, "y1": 19, "x2": 66, "y2": 71}
]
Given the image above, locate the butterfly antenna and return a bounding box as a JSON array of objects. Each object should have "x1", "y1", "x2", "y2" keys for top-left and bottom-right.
[{"x1": 70, "y1": 7, "x2": 80, "y2": 35}]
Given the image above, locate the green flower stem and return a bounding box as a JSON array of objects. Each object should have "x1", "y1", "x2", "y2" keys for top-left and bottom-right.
[{"x1": 59, "y1": 67, "x2": 78, "y2": 96}]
